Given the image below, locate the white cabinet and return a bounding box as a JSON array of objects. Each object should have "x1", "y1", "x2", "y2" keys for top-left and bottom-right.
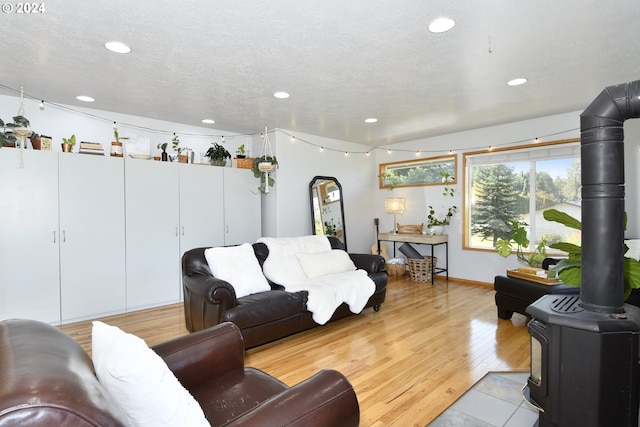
[
  {"x1": 223, "y1": 167, "x2": 261, "y2": 245},
  {"x1": 0, "y1": 152, "x2": 262, "y2": 323},
  {"x1": 0, "y1": 150, "x2": 61, "y2": 324},
  {"x1": 125, "y1": 159, "x2": 181, "y2": 311},
  {"x1": 58, "y1": 154, "x2": 126, "y2": 323},
  {"x1": 179, "y1": 163, "x2": 225, "y2": 255}
]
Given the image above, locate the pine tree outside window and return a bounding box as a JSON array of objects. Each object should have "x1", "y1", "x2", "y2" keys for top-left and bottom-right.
[{"x1": 463, "y1": 139, "x2": 581, "y2": 252}]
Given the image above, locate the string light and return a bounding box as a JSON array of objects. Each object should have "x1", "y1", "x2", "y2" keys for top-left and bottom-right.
[
  {"x1": 0, "y1": 84, "x2": 580, "y2": 158},
  {"x1": 344, "y1": 152, "x2": 349, "y2": 157},
  {"x1": 415, "y1": 151, "x2": 420, "y2": 156}
]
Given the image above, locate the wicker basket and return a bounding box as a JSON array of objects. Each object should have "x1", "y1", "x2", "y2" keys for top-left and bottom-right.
[
  {"x1": 407, "y1": 256, "x2": 437, "y2": 282},
  {"x1": 386, "y1": 263, "x2": 406, "y2": 277},
  {"x1": 236, "y1": 157, "x2": 254, "y2": 169}
]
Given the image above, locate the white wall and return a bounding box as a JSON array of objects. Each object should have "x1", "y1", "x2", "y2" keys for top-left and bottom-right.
[
  {"x1": 261, "y1": 129, "x2": 376, "y2": 253},
  {"x1": 374, "y1": 111, "x2": 640, "y2": 283}
]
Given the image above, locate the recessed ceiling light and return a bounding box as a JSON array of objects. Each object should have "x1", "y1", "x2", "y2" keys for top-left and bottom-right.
[
  {"x1": 274, "y1": 91, "x2": 290, "y2": 99},
  {"x1": 105, "y1": 41, "x2": 131, "y2": 54},
  {"x1": 507, "y1": 78, "x2": 528, "y2": 86},
  {"x1": 76, "y1": 95, "x2": 95, "y2": 102},
  {"x1": 365, "y1": 118, "x2": 378, "y2": 124},
  {"x1": 428, "y1": 17, "x2": 455, "y2": 33},
  {"x1": 201, "y1": 119, "x2": 215, "y2": 124}
]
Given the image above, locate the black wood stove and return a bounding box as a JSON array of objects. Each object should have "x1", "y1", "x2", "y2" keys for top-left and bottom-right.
[{"x1": 525, "y1": 80, "x2": 640, "y2": 426}]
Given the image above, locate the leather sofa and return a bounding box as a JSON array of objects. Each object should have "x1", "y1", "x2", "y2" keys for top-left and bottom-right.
[
  {"x1": 0, "y1": 319, "x2": 359, "y2": 427},
  {"x1": 183, "y1": 236, "x2": 387, "y2": 348},
  {"x1": 494, "y1": 258, "x2": 580, "y2": 319}
]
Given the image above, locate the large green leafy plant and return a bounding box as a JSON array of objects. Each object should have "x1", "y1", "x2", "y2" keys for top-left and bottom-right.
[
  {"x1": 544, "y1": 208, "x2": 640, "y2": 299},
  {"x1": 495, "y1": 221, "x2": 547, "y2": 268}
]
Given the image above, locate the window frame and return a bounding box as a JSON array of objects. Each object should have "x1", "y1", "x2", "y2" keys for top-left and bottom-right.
[
  {"x1": 462, "y1": 138, "x2": 580, "y2": 252},
  {"x1": 379, "y1": 153, "x2": 457, "y2": 189}
]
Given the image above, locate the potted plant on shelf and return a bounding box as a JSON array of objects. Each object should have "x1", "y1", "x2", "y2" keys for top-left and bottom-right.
[
  {"x1": 236, "y1": 144, "x2": 246, "y2": 158},
  {"x1": 171, "y1": 135, "x2": 189, "y2": 163},
  {"x1": 206, "y1": 142, "x2": 231, "y2": 166},
  {"x1": 252, "y1": 155, "x2": 278, "y2": 193},
  {"x1": 111, "y1": 130, "x2": 128, "y2": 157},
  {"x1": 426, "y1": 171, "x2": 457, "y2": 234},
  {"x1": 0, "y1": 118, "x2": 17, "y2": 147},
  {"x1": 427, "y1": 205, "x2": 457, "y2": 235},
  {"x1": 61, "y1": 134, "x2": 76, "y2": 153}
]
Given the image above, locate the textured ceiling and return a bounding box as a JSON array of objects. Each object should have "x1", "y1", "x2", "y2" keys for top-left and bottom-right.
[{"x1": 1, "y1": 0, "x2": 639, "y2": 146}]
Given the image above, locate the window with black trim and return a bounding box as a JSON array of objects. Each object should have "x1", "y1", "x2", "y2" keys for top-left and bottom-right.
[{"x1": 463, "y1": 139, "x2": 581, "y2": 251}]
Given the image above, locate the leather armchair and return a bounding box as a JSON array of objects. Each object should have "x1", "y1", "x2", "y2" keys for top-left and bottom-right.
[{"x1": 0, "y1": 319, "x2": 360, "y2": 427}]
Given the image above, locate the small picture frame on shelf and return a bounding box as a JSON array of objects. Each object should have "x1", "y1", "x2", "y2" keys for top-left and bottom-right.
[{"x1": 40, "y1": 136, "x2": 52, "y2": 151}]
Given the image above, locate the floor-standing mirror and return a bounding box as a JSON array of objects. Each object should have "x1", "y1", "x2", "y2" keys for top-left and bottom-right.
[{"x1": 309, "y1": 176, "x2": 347, "y2": 250}]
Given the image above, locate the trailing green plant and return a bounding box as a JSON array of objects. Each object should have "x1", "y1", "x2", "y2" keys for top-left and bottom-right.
[
  {"x1": 495, "y1": 220, "x2": 547, "y2": 268},
  {"x1": 379, "y1": 171, "x2": 401, "y2": 191},
  {"x1": 1, "y1": 116, "x2": 30, "y2": 146},
  {"x1": 236, "y1": 144, "x2": 246, "y2": 157},
  {"x1": 544, "y1": 208, "x2": 640, "y2": 299},
  {"x1": 62, "y1": 134, "x2": 77, "y2": 146},
  {"x1": 157, "y1": 142, "x2": 168, "y2": 152},
  {"x1": 426, "y1": 171, "x2": 457, "y2": 227},
  {"x1": 252, "y1": 155, "x2": 278, "y2": 193},
  {"x1": 427, "y1": 205, "x2": 458, "y2": 227}
]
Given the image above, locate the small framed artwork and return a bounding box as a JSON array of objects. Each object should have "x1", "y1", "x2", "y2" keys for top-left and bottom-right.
[{"x1": 40, "y1": 136, "x2": 52, "y2": 151}]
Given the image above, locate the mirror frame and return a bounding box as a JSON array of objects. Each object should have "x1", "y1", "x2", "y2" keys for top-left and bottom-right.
[{"x1": 309, "y1": 176, "x2": 347, "y2": 251}]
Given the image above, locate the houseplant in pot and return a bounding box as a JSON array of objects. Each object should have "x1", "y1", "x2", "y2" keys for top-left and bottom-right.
[
  {"x1": 206, "y1": 142, "x2": 231, "y2": 166},
  {"x1": 157, "y1": 142, "x2": 168, "y2": 161},
  {"x1": 61, "y1": 134, "x2": 76, "y2": 153},
  {"x1": 252, "y1": 155, "x2": 278, "y2": 193},
  {"x1": 0, "y1": 118, "x2": 17, "y2": 147},
  {"x1": 111, "y1": 130, "x2": 128, "y2": 157},
  {"x1": 172, "y1": 135, "x2": 189, "y2": 163}
]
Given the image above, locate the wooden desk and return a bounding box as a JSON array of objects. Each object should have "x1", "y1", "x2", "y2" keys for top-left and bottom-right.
[{"x1": 377, "y1": 232, "x2": 448, "y2": 284}]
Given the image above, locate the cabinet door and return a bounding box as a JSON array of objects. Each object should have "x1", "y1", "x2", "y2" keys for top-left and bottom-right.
[
  {"x1": 0, "y1": 150, "x2": 61, "y2": 324},
  {"x1": 179, "y1": 164, "x2": 224, "y2": 256},
  {"x1": 125, "y1": 159, "x2": 181, "y2": 310},
  {"x1": 223, "y1": 168, "x2": 262, "y2": 245},
  {"x1": 58, "y1": 154, "x2": 126, "y2": 323}
]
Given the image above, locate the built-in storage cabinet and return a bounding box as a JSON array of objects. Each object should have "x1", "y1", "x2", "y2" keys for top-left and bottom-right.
[
  {"x1": 223, "y1": 167, "x2": 261, "y2": 245},
  {"x1": 0, "y1": 150, "x2": 61, "y2": 324},
  {"x1": 59, "y1": 154, "x2": 127, "y2": 322},
  {"x1": 0, "y1": 149, "x2": 261, "y2": 325}
]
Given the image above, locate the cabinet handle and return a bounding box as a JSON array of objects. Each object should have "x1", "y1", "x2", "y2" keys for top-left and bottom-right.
[
  {"x1": 53, "y1": 230, "x2": 56, "y2": 243},
  {"x1": 175, "y1": 227, "x2": 178, "y2": 237},
  {"x1": 181, "y1": 226, "x2": 184, "y2": 236},
  {"x1": 63, "y1": 230, "x2": 66, "y2": 243},
  {"x1": 226, "y1": 224, "x2": 229, "y2": 234}
]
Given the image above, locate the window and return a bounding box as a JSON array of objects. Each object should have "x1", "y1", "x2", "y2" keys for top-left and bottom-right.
[
  {"x1": 463, "y1": 139, "x2": 581, "y2": 252},
  {"x1": 379, "y1": 154, "x2": 457, "y2": 189}
]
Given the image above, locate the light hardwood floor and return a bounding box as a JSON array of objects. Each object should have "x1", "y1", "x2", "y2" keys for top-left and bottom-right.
[{"x1": 60, "y1": 275, "x2": 531, "y2": 426}]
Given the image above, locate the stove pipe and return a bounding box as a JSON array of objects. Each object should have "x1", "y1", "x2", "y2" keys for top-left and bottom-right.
[{"x1": 580, "y1": 80, "x2": 640, "y2": 313}]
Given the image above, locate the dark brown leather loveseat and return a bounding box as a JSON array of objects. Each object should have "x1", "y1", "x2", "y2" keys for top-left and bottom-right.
[
  {"x1": 0, "y1": 319, "x2": 360, "y2": 426},
  {"x1": 183, "y1": 236, "x2": 387, "y2": 348}
]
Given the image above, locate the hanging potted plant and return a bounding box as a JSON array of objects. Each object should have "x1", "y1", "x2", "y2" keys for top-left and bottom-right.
[
  {"x1": 252, "y1": 155, "x2": 278, "y2": 193},
  {"x1": 206, "y1": 142, "x2": 231, "y2": 166}
]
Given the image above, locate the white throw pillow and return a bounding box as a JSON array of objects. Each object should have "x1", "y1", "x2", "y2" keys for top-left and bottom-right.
[
  {"x1": 91, "y1": 321, "x2": 209, "y2": 427},
  {"x1": 204, "y1": 243, "x2": 270, "y2": 298},
  {"x1": 296, "y1": 249, "x2": 356, "y2": 279}
]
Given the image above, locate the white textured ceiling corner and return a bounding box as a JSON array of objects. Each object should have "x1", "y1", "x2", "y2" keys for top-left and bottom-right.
[{"x1": 0, "y1": 0, "x2": 639, "y2": 146}]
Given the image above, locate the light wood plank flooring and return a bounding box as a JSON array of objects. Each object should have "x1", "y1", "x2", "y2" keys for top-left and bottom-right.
[{"x1": 60, "y1": 275, "x2": 531, "y2": 426}]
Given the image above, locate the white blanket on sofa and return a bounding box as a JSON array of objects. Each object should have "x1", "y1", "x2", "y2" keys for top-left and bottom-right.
[{"x1": 257, "y1": 236, "x2": 376, "y2": 325}]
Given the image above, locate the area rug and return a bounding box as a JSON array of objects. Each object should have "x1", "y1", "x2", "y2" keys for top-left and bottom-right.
[{"x1": 427, "y1": 371, "x2": 539, "y2": 427}]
